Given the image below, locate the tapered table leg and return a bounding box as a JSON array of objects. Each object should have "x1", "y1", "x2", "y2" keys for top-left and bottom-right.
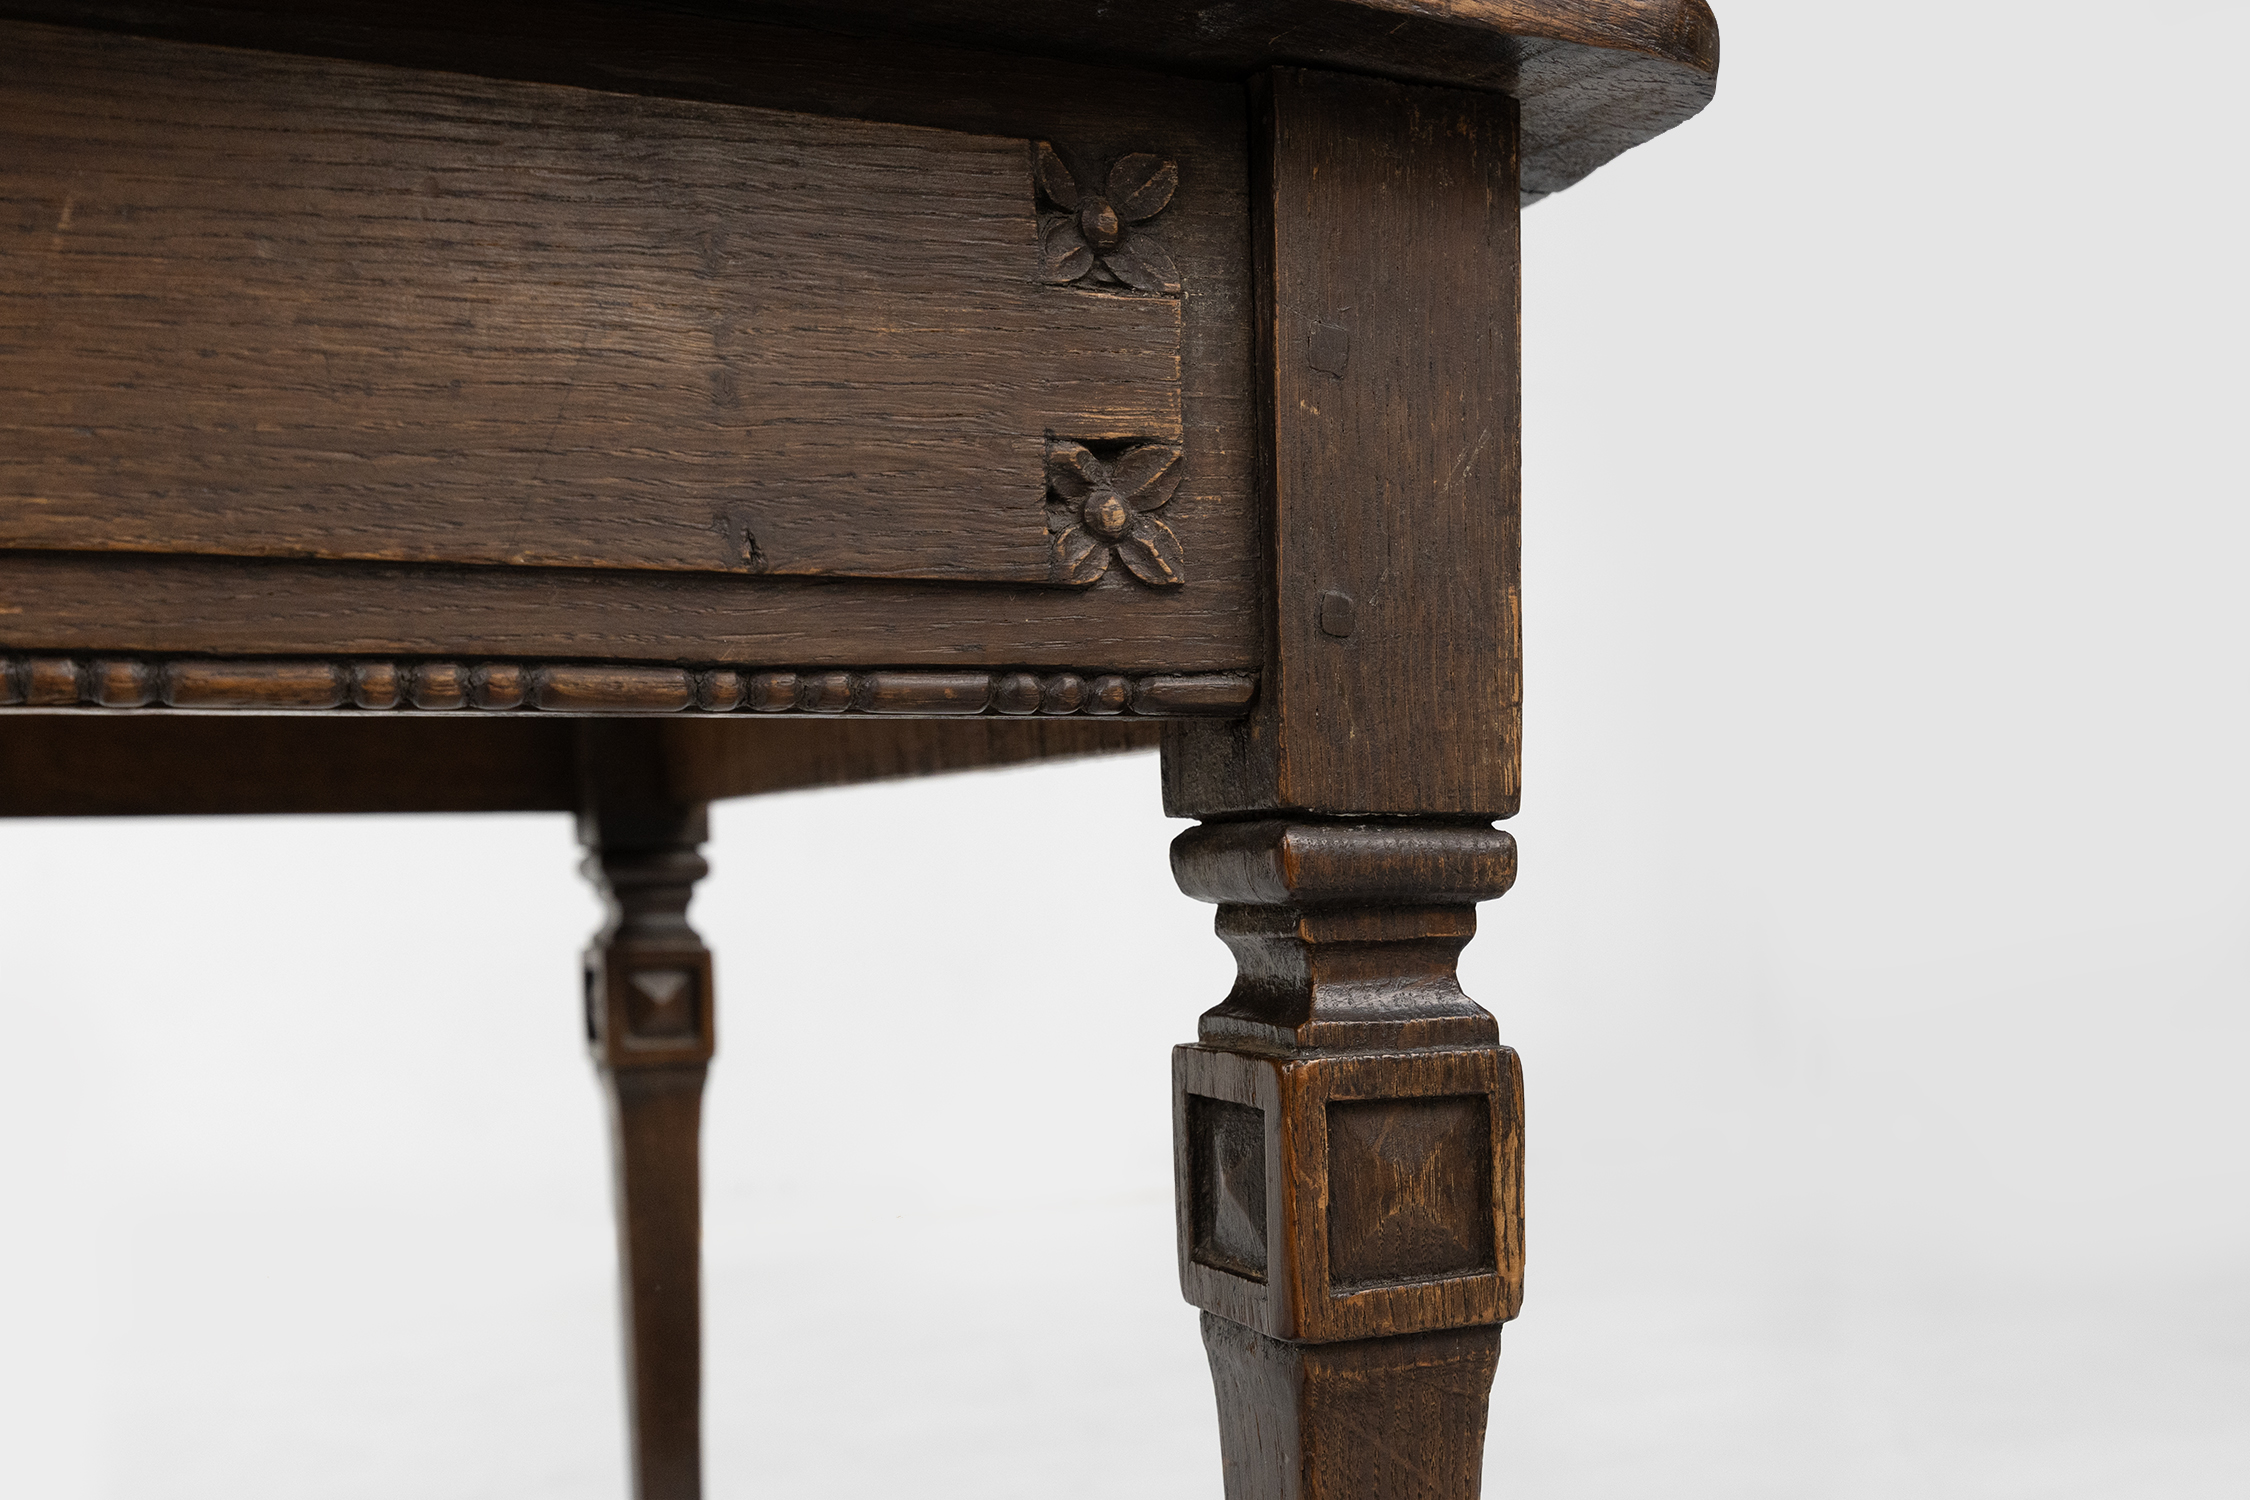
[
  {"x1": 1161, "y1": 63, "x2": 1525, "y2": 1499},
  {"x1": 1202, "y1": 1317, "x2": 1505, "y2": 1499},
  {"x1": 1169, "y1": 821, "x2": 1522, "y2": 1499},
  {"x1": 580, "y1": 726, "x2": 714, "y2": 1500}
]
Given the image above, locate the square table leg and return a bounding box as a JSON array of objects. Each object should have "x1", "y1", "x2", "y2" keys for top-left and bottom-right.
[{"x1": 1160, "y1": 66, "x2": 1524, "y2": 1497}]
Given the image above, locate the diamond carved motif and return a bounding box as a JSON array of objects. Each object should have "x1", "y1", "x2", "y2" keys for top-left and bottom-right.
[
  {"x1": 1325, "y1": 1096, "x2": 1495, "y2": 1290},
  {"x1": 1189, "y1": 1095, "x2": 1269, "y2": 1281},
  {"x1": 623, "y1": 968, "x2": 700, "y2": 1041}
]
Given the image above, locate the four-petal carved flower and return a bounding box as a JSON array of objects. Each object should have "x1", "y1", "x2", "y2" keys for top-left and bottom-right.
[
  {"x1": 1035, "y1": 142, "x2": 1181, "y2": 295},
  {"x1": 1047, "y1": 440, "x2": 1186, "y2": 587}
]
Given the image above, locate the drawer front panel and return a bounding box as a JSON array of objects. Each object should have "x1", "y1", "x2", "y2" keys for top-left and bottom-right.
[{"x1": 0, "y1": 21, "x2": 1185, "y2": 584}]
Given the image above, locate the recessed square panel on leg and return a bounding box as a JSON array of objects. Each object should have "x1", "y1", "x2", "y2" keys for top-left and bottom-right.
[
  {"x1": 1174, "y1": 1044, "x2": 1522, "y2": 1343},
  {"x1": 1326, "y1": 1095, "x2": 1495, "y2": 1291},
  {"x1": 1190, "y1": 1095, "x2": 1271, "y2": 1281}
]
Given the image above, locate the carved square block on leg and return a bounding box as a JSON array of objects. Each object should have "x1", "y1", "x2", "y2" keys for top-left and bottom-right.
[
  {"x1": 1174, "y1": 1044, "x2": 1523, "y2": 1343},
  {"x1": 586, "y1": 950, "x2": 716, "y2": 1070}
]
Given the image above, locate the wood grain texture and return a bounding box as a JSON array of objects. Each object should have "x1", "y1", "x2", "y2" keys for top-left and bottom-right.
[
  {"x1": 1201, "y1": 1313, "x2": 1503, "y2": 1500},
  {"x1": 1172, "y1": 819, "x2": 1519, "y2": 909},
  {"x1": 0, "y1": 21, "x2": 1180, "y2": 584},
  {"x1": 657, "y1": 716, "x2": 1158, "y2": 804},
  {"x1": 702, "y1": 0, "x2": 1717, "y2": 202},
  {"x1": 0, "y1": 714, "x2": 577, "y2": 815},
  {"x1": 1165, "y1": 70, "x2": 1521, "y2": 821},
  {"x1": 0, "y1": 9, "x2": 1259, "y2": 671},
  {"x1": 0, "y1": 1, "x2": 1716, "y2": 203},
  {"x1": 0, "y1": 551, "x2": 1258, "y2": 669},
  {"x1": 0, "y1": 714, "x2": 1158, "y2": 815}
]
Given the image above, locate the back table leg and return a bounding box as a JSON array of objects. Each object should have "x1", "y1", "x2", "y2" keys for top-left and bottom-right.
[{"x1": 579, "y1": 726, "x2": 714, "y2": 1500}]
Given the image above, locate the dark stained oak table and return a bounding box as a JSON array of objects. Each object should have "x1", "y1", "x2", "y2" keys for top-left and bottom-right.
[{"x1": 0, "y1": 3, "x2": 1718, "y2": 1494}]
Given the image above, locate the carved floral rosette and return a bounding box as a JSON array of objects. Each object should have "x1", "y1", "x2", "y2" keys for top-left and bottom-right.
[
  {"x1": 1046, "y1": 439, "x2": 1185, "y2": 587},
  {"x1": 1034, "y1": 142, "x2": 1181, "y2": 295}
]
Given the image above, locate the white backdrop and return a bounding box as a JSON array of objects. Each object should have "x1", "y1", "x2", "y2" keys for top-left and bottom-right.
[{"x1": 3, "y1": 1, "x2": 2245, "y2": 1494}]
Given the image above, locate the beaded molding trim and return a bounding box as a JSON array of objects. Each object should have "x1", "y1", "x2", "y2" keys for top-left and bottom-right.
[{"x1": 0, "y1": 656, "x2": 1255, "y2": 719}]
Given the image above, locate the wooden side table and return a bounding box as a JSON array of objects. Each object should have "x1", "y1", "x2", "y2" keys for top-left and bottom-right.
[{"x1": 0, "y1": 3, "x2": 1719, "y2": 1494}]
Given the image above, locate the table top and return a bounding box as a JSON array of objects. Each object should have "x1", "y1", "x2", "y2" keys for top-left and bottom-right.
[
  {"x1": 712, "y1": 0, "x2": 1721, "y2": 199},
  {"x1": 1, "y1": 0, "x2": 1720, "y2": 199}
]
